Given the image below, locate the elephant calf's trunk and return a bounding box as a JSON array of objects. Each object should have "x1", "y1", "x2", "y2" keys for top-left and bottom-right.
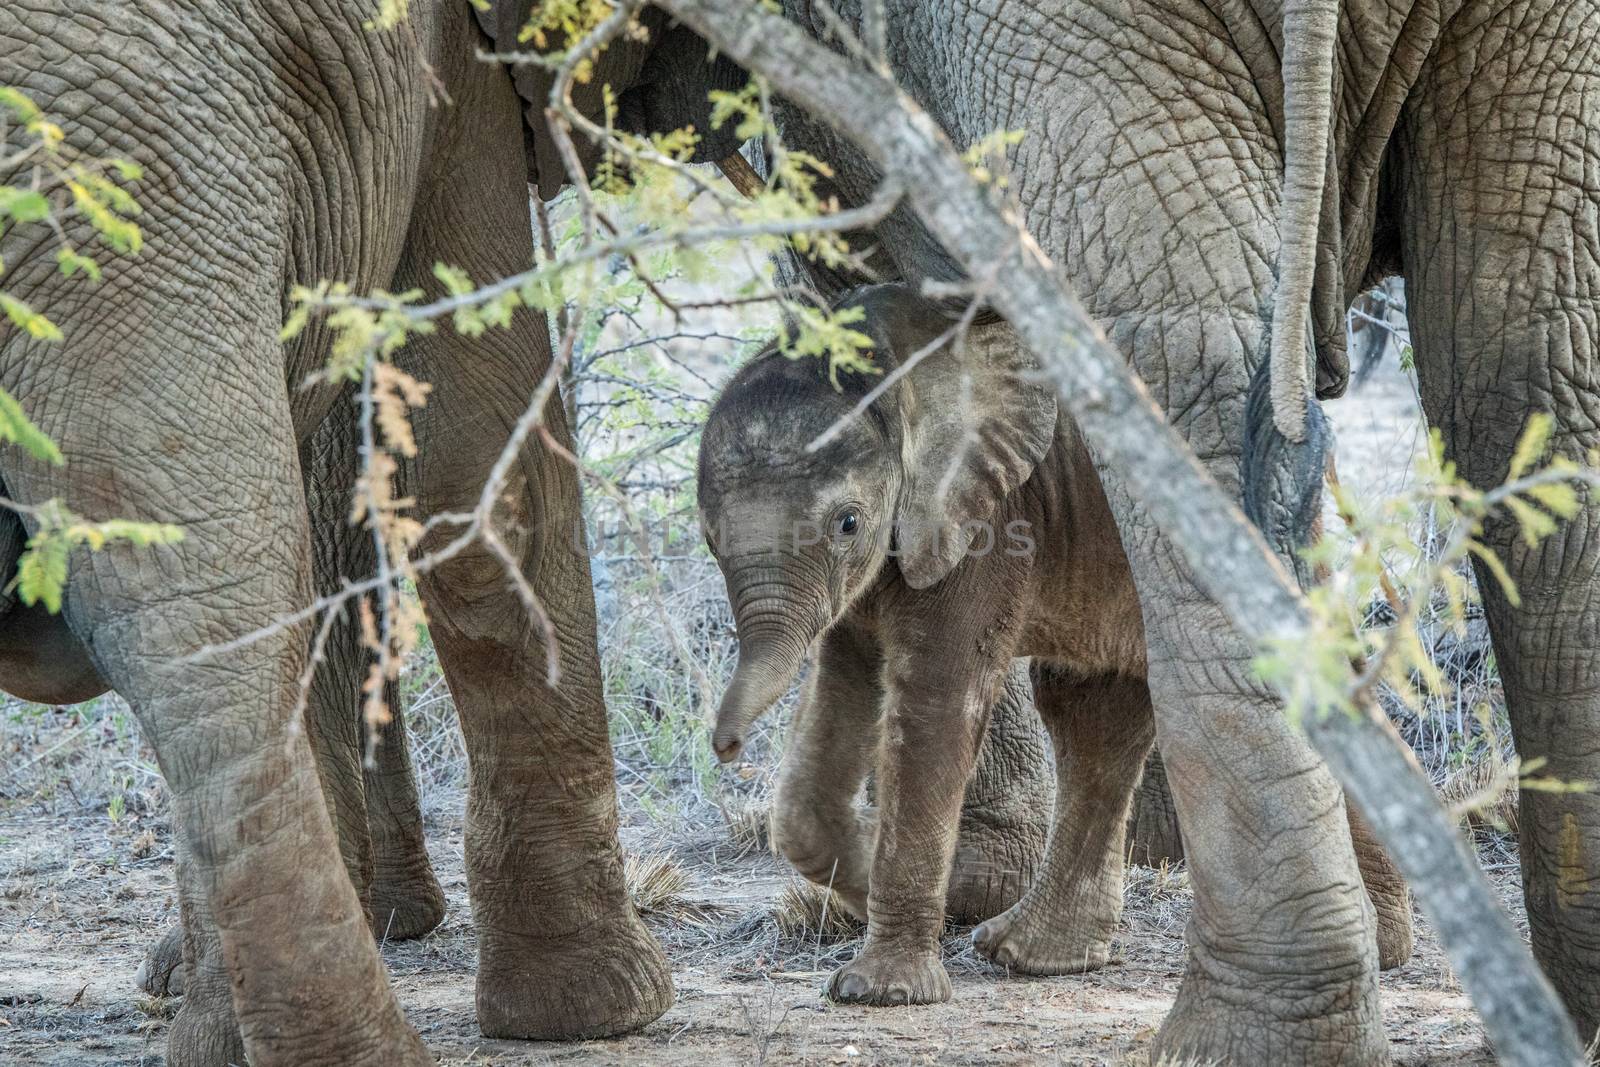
[{"x1": 712, "y1": 643, "x2": 805, "y2": 762}]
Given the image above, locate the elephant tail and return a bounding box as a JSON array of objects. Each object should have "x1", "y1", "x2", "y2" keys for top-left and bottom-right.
[
  {"x1": 1242, "y1": 356, "x2": 1330, "y2": 588},
  {"x1": 1268, "y1": 0, "x2": 1340, "y2": 443}
]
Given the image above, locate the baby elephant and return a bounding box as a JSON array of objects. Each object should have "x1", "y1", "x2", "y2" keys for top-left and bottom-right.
[{"x1": 698, "y1": 284, "x2": 1410, "y2": 1006}]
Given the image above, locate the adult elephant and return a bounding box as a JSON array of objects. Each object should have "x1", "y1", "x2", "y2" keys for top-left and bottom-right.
[
  {"x1": 636, "y1": 0, "x2": 1600, "y2": 1061},
  {"x1": 0, "y1": 1, "x2": 748, "y2": 1063}
]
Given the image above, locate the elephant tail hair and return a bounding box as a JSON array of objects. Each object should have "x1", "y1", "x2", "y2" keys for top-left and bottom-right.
[{"x1": 1242, "y1": 355, "x2": 1330, "y2": 588}]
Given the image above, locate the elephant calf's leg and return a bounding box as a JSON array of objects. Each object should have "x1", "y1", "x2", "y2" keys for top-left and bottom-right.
[
  {"x1": 771, "y1": 622, "x2": 883, "y2": 919},
  {"x1": 946, "y1": 659, "x2": 1054, "y2": 926},
  {"x1": 973, "y1": 668, "x2": 1154, "y2": 974},
  {"x1": 827, "y1": 576, "x2": 1019, "y2": 1007}
]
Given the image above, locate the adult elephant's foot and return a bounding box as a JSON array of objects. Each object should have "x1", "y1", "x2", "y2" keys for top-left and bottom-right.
[
  {"x1": 476, "y1": 911, "x2": 673, "y2": 1040},
  {"x1": 1372, "y1": 890, "x2": 1414, "y2": 972},
  {"x1": 971, "y1": 894, "x2": 1111, "y2": 975},
  {"x1": 827, "y1": 945, "x2": 951, "y2": 1006},
  {"x1": 1152, "y1": 949, "x2": 1388, "y2": 1065},
  {"x1": 368, "y1": 867, "x2": 447, "y2": 941},
  {"x1": 135, "y1": 924, "x2": 186, "y2": 997},
  {"x1": 165, "y1": 970, "x2": 245, "y2": 1067}
]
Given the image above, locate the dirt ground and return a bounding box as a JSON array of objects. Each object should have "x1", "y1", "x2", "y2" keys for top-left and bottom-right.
[
  {"x1": 0, "y1": 791, "x2": 1510, "y2": 1067},
  {"x1": 0, "y1": 336, "x2": 1501, "y2": 1066}
]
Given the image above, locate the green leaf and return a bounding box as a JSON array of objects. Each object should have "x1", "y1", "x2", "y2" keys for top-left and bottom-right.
[
  {"x1": 1504, "y1": 495, "x2": 1557, "y2": 546},
  {"x1": 16, "y1": 536, "x2": 68, "y2": 614},
  {"x1": 0, "y1": 291, "x2": 63, "y2": 341},
  {"x1": 0, "y1": 187, "x2": 50, "y2": 223},
  {"x1": 1508, "y1": 413, "x2": 1555, "y2": 480},
  {"x1": 0, "y1": 88, "x2": 41, "y2": 123},
  {"x1": 1526, "y1": 480, "x2": 1582, "y2": 520},
  {"x1": 56, "y1": 247, "x2": 101, "y2": 281},
  {"x1": 0, "y1": 387, "x2": 64, "y2": 465},
  {"x1": 433, "y1": 262, "x2": 473, "y2": 297},
  {"x1": 1467, "y1": 542, "x2": 1521, "y2": 607}
]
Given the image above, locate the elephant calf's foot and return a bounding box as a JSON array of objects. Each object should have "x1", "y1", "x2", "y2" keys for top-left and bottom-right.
[
  {"x1": 135, "y1": 925, "x2": 186, "y2": 997},
  {"x1": 476, "y1": 912, "x2": 673, "y2": 1040},
  {"x1": 369, "y1": 872, "x2": 447, "y2": 941},
  {"x1": 827, "y1": 947, "x2": 951, "y2": 1006},
  {"x1": 971, "y1": 895, "x2": 1113, "y2": 975}
]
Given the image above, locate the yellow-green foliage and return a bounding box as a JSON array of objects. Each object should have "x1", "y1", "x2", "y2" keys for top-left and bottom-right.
[
  {"x1": 14, "y1": 504, "x2": 183, "y2": 615},
  {"x1": 0, "y1": 89, "x2": 177, "y2": 615},
  {"x1": 1, "y1": 87, "x2": 144, "y2": 462},
  {"x1": 777, "y1": 302, "x2": 878, "y2": 387},
  {"x1": 961, "y1": 128, "x2": 1027, "y2": 187},
  {"x1": 705, "y1": 80, "x2": 857, "y2": 269},
  {"x1": 1256, "y1": 413, "x2": 1595, "y2": 800}
]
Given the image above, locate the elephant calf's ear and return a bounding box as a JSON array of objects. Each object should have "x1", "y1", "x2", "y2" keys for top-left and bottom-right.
[{"x1": 895, "y1": 321, "x2": 1056, "y2": 589}]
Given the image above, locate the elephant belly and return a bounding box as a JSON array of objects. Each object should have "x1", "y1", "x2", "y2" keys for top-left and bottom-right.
[{"x1": 0, "y1": 599, "x2": 108, "y2": 705}]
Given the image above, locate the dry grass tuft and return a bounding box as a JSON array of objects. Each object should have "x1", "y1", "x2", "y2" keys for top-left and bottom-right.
[
  {"x1": 724, "y1": 800, "x2": 773, "y2": 856},
  {"x1": 1441, "y1": 756, "x2": 1520, "y2": 837},
  {"x1": 133, "y1": 994, "x2": 178, "y2": 1019},
  {"x1": 625, "y1": 850, "x2": 693, "y2": 915},
  {"x1": 772, "y1": 880, "x2": 861, "y2": 942}
]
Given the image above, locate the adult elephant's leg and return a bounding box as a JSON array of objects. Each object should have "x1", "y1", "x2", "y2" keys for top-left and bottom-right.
[
  {"x1": 393, "y1": 53, "x2": 670, "y2": 1039},
  {"x1": 1124, "y1": 749, "x2": 1184, "y2": 866},
  {"x1": 946, "y1": 659, "x2": 1054, "y2": 925},
  {"x1": 1401, "y1": 7, "x2": 1600, "y2": 1034},
  {"x1": 771, "y1": 621, "x2": 883, "y2": 918},
  {"x1": 1120, "y1": 727, "x2": 1410, "y2": 971},
  {"x1": 137, "y1": 410, "x2": 447, "y2": 999},
  {"x1": 305, "y1": 404, "x2": 445, "y2": 941},
  {"x1": 1120, "y1": 503, "x2": 1382, "y2": 1064},
  {"x1": 973, "y1": 667, "x2": 1153, "y2": 974},
  {"x1": 401, "y1": 312, "x2": 672, "y2": 1040},
  {"x1": 364, "y1": 682, "x2": 447, "y2": 941},
  {"x1": 1347, "y1": 797, "x2": 1412, "y2": 970},
  {"x1": 301, "y1": 410, "x2": 379, "y2": 924},
  {"x1": 983, "y1": 5, "x2": 1383, "y2": 1055},
  {"x1": 0, "y1": 320, "x2": 426, "y2": 1064}
]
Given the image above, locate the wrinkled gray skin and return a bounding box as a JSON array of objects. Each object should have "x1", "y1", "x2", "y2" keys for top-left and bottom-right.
[
  {"x1": 748, "y1": 2, "x2": 1600, "y2": 1059},
  {"x1": 777, "y1": 651, "x2": 1054, "y2": 927},
  {"x1": 701, "y1": 285, "x2": 1412, "y2": 1011},
  {"x1": 137, "y1": 399, "x2": 449, "y2": 1000},
  {"x1": 0, "y1": 2, "x2": 748, "y2": 1063}
]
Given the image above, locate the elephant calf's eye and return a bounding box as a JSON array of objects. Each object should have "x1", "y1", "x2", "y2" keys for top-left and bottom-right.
[{"x1": 834, "y1": 510, "x2": 860, "y2": 537}]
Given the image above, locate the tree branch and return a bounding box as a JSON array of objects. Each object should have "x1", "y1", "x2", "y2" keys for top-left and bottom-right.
[{"x1": 648, "y1": 1, "x2": 1583, "y2": 1062}]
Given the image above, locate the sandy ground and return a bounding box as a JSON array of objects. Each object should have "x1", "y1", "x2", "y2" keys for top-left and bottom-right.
[
  {"x1": 0, "y1": 796, "x2": 1508, "y2": 1067},
  {"x1": 0, "y1": 341, "x2": 1490, "y2": 1066}
]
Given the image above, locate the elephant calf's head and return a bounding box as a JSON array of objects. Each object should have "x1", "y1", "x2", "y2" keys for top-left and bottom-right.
[{"x1": 697, "y1": 284, "x2": 1056, "y2": 761}]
